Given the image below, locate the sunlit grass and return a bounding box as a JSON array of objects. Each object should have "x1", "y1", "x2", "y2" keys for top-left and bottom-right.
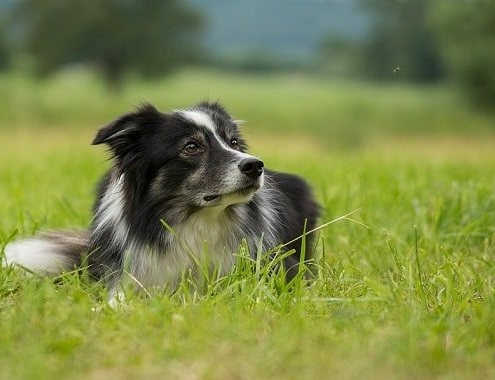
[{"x1": 1, "y1": 70, "x2": 495, "y2": 379}]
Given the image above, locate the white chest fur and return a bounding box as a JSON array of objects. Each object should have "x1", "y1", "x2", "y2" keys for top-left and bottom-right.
[{"x1": 123, "y1": 207, "x2": 241, "y2": 293}]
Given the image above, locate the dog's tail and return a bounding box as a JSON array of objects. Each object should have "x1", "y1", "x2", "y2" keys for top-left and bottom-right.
[{"x1": 2, "y1": 230, "x2": 89, "y2": 276}]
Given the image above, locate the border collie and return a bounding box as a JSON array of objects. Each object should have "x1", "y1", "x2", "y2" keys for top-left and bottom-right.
[{"x1": 4, "y1": 102, "x2": 319, "y2": 303}]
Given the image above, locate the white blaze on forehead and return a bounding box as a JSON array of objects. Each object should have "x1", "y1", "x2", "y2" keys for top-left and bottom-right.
[
  {"x1": 178, "y1": 109, "x2": 235, "y2": 152},
  {"x1": 178, "y1": 109, "x2": 217, "y2": 133}
]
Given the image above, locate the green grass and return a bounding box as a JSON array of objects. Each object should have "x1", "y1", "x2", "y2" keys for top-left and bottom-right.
[
  {"x1": 1, "y1": 70, "x2": 495, "y2": 379},
  {"x1": 2, "y1": 68, "x2": 494, "y2": 142}
]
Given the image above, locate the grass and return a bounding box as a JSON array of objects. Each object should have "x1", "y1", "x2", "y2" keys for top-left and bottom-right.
[{"x1": 1, "y1": 69, "x2": 495, "y2": 379}]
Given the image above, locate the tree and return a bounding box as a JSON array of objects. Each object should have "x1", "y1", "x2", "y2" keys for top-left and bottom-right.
[
  {"x1": 430, "y1": 0, "x2": 495, "y2": 110},
  {"x1": 12, "y1": 0, "x2": 203, "y2": 90},
  {"x1": 360, "y1": 0, "x2": 443, "y2": 82},
  {"x1": 0, "y1": 16, "x2": 10, "y2": 70}
]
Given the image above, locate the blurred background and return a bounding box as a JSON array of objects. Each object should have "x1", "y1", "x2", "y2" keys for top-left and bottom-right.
[{"x1": 0, "y1": 0, "x2": 494, "y2": 150}]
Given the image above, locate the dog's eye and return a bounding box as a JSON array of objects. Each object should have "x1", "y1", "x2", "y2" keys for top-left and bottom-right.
[
  {"x1": 230, "y1": 138, "x2": 240, "y2": 150},
  {"x1": 183, "y1": 142, "x2": 200, "y2": 155}
]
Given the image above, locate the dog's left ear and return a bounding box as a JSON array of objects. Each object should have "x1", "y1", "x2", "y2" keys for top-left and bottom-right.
[{"x1": 92, "y1": 104, "x2": 160, "y2": 156}]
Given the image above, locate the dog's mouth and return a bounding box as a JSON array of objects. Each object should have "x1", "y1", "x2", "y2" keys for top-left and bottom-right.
[
  {"x1": 203, "y1": 184, "x2": 260, "y2": 203},
  {"x1": 203, "y1": 194, "x2": 220, "y2": 202}
]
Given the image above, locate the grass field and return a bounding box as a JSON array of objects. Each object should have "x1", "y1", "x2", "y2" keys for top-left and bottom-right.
[{"x1": 1, "y1": 70, "x2": 495, "y2": 379}]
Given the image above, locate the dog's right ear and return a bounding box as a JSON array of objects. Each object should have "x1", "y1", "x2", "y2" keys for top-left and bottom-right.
[
  {"x1": 92, "y1": 115, "x2": 139, "y2": 146},
  {"x1": 92, "y1": 104, "x2": 160, "y2": 156}
]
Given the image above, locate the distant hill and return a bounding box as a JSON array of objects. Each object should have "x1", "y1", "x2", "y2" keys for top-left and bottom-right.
[{"x1": 188, "y1": 0, "x2": 370, "y2": 60}]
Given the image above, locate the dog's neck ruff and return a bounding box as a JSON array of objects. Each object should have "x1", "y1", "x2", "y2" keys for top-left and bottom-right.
[
  {"x1": 91, "y1": 172, "x2": 277, "y2": 294},
  {"x1": 93, "y1": 174, "x2": 129, "y2": 246}
]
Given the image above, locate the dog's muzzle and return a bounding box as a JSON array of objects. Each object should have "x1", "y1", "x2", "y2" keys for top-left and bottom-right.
[
  {"x1": 238, "y1": 158, "x2": 264, "y2": 180},
  {"x1": 201, "y1": 157, "x2": 264, "y2": 205}
]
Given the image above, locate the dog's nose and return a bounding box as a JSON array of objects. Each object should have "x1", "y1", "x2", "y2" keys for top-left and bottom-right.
[{"x1": 238, "y1": 158, "x2": 264, "y2": 179}]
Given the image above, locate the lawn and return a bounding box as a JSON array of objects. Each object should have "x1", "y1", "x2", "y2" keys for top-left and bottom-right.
[{"x1": 1, "y1": 69, "x2": 494, "y2": 379}]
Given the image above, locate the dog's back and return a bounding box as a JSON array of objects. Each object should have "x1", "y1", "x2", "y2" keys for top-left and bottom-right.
[{"x1": 264, "y1": 170, "x2": 320, "y2": 276}]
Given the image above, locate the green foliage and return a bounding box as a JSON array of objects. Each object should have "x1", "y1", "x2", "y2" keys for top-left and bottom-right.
[
  {"x1": 430, "y1": 0, "x2": 495, "y2": 111},
  {"x1": 358, "y1": 0, "x2": 495, "y2": 110},
  {"x1": 0, "y1": 15, "x2": 10, "y2": 70},
  {"x1": 360, "y1": 0, "x2": 443, "y2": 82},
  {"x1": 11, "y1": 0, "x2": 203, "y2": 90}
]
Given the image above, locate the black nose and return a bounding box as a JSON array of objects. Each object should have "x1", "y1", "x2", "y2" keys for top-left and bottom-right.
[{"x1": 238, "y1": 158, "x2": 264, "y2": 179}]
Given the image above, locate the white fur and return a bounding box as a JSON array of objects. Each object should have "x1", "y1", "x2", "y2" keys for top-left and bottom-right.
[
  {"x1": 179, "y1": 109, "x2": 217, "y2": 132},
  {"x1": 107, "y1": 289, "x2": 127, "y2": 309},
  {"x1": 93, "y1": 174, "x2": 129, "y2": 245},
  {"x1": 3, "y1": 239, "x2": 74, "y2": 275},
  {"x1": 120, "y1": 206, "x2": 239, "y2": 295}
]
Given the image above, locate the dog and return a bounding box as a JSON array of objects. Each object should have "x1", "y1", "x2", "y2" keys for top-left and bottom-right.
[{"x1": 4, "y1": 102, "x2": 319, "y2": 303}]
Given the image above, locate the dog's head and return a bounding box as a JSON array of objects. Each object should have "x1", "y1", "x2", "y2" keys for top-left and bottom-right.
[{"x1": 93, "y1": 102, "x2": 264, "y2": 212}]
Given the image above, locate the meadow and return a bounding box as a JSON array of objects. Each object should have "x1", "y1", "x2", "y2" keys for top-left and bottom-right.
[{"x1": 1, "y1": 69, "x2": 494, "y2": 379}]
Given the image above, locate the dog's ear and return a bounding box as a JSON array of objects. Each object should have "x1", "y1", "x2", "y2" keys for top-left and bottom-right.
[
  {"x1": 92, "y1": 115, "x2": 139, "y2": 146},
  {"x1": 92, "y1": 104, "x2": 160, "y2": 156}
]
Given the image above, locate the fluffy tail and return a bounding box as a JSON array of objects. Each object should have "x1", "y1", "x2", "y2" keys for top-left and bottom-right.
[{"x1": 2, "y1": 230, "x2": 89, "y2": 276}]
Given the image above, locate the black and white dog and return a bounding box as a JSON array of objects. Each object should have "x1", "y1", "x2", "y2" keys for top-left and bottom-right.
[{"x1": 4, "y1": 102, "x2": 319, "y2": 303}]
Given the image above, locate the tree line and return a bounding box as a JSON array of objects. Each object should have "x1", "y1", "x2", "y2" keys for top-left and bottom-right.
[
  {"x1": 0, "y1": 0, "x2": 203, "y2": 91},
  {"x1": 319, "y1": 0, "x2": 495, "y2": 110},
  {"x1": 0, "y1": 0, "x2": 494, "y2": 109}
]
